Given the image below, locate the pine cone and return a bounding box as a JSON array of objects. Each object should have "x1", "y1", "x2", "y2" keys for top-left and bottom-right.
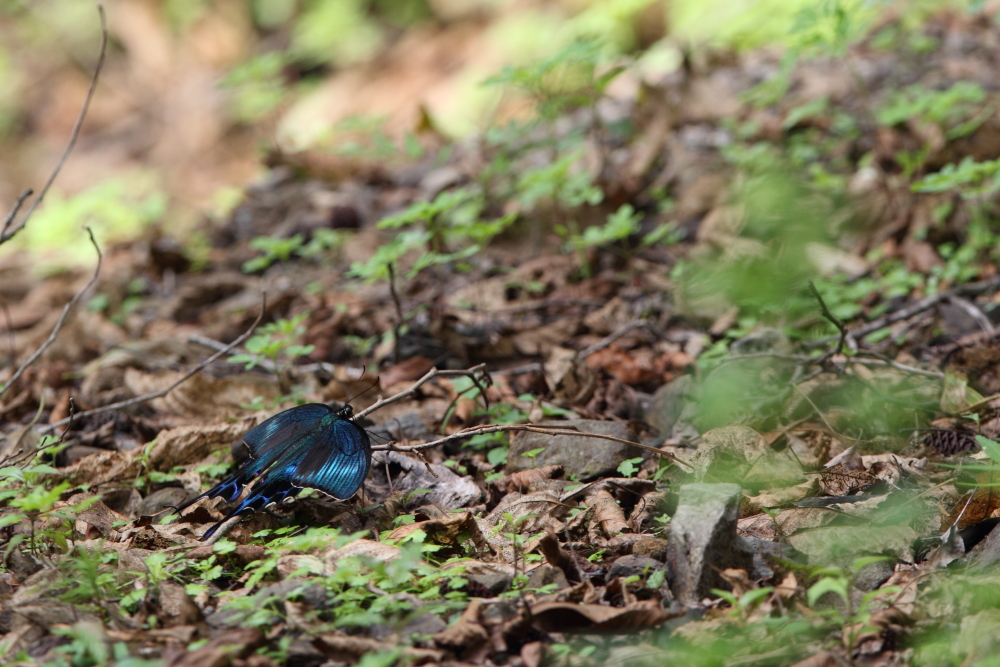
[{"x1": 924, "y1": 429, "x2": 977, "y2": 456}]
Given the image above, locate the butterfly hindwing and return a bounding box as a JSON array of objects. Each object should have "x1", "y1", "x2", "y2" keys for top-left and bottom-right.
[
  {"x1": 181, "y1": 403, "x2": 372, "y2": 539},
  {"x1": 202, "y1": 461, "x2": 303, "y2": 539},
  {"x1": 291, "y1": 416, "x2": 371, "y2": 500},
  {"x1": 173, "y1": 404, "x2": 332, "y2": 515}
]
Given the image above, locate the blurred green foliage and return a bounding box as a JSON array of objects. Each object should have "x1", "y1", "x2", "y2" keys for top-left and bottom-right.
[{"x1": 0, "y1": 177, "x2": 166, "y2": 271}]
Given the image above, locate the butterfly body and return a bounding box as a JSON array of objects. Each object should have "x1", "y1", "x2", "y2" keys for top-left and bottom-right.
[{"x1": 174, "y1": 403, "x2": 371, "y2": 538}]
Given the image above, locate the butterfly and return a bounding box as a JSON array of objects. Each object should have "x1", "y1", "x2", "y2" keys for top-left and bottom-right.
[{"x1": 173, "y1": 403, "x2": 371, "y2": 539}]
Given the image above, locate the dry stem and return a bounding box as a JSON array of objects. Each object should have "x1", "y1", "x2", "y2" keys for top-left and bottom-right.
[
  {"x1": 0, "y1": 7, "x2": 108, "y2": 245},
  {"x1": 40, "y1": 293, "x2": 268, "y2": 434},
  {"x1": 0, "y1": 228, "x2": 103, "y2": 402}
]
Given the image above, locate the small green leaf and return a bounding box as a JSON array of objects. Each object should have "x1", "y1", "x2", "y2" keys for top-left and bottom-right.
[{"x1": 976, "y1": 435, "x2": 1000, "y2": 463}]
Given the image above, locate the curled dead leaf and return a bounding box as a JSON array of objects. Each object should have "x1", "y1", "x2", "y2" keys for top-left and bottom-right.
[
  {"x1": 148, "y1": 420, "x2": 253, "y2": 470},
  {"x1": 529, "y1": 599, "x2": 675, "y2": 633}
]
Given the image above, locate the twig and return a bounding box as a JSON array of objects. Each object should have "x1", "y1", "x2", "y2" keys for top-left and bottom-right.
[
  {"x1": 189, "y1": 333, "x2": 347, "y2": 377},
  {"x1": 806, "y1": 274, "x2": 1000, "y2": 348},
  {"x1": 0, "y1": 7, "x2": 107, "y2": 245},
  {"x1": 40, "y1": 293, "x2": 268, "y2": 434},
  {"x1": 578, "y1": 320, "x2": 648, "y2": 359},
  {"x1": 1, "y1": 189, "x2": 33, "y2": 240},
  {"x1": 872, "y1": 309, "x2": 934, "y2": 351},
  {"x1": 387, "y1": 263, "x2": 404, "y2": 365},
  {"x1": 355, "y1": 364, "x2": 490, "y2": 420},
  {"x1": 0, "y1": 228, "x2": 102, "y2": 402},
  {"x1": 808, "y1": 281, "x2": 854, "y2": 361},
  {"x1": 791, "y1": 382, "x2": 850, "y2": 444},
  {"x1": 947, "y1": 295, "x2": 995, "y2": 335},
  {"x1": 852, "y1": 350, "x2": 944, "y2": 379},
  {"x1": 373, "y1": 423, "x2": 692, "y2": 469},
  {"x1": 2, "y1": 302, "x2": 16, "y2": 368}
]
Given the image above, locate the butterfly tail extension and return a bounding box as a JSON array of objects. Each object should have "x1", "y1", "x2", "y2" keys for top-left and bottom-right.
[{"x1": 199, "y1": 468, "x2": 302, "y2": 540}]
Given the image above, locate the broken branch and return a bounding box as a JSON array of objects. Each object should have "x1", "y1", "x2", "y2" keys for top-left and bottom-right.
[
  {"x1": 0, "y1": 228, "x2": 102, "y2": 402},
  {"x1": 0, "y1": 7, "x2": 107, "y2": 245},
  {"x1": 40, "y1": 292, "x2": 268, "y2": 434}
]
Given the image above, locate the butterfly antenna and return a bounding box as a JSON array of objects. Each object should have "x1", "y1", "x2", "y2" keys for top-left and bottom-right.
[{"x1": 345, "y1": 371, "x2": 380, "y2": 406}]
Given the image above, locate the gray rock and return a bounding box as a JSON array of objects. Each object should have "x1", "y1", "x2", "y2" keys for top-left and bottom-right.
[
  {"x1": 388, "y1": 451, "x2": 483, "y2": 509},
  {"x1": 645, "y1": 375, "x2": 695, "y2": 438},
  {"x1": 743, "y1": 537, "x2": 802, "y2": 581},
  {"x1": 508, "y1": 420, "x2": 640, "y2": 480},
  {"x1": 666, "y1": 483, "x2": 754, "y2": 603},
  {"x1": 137, "y1": 487, "x2": 189, "y2": 518},
  {"x1": 607, "y1": 555, "x2": 667, "y2": 581},
  {"x1": 526, "y1": 564, "x2": 569, "y2": 592},
  {"x1": 463, "y1": 562, "x2": 515, "y2": 596},
  {"x1": 852, "y1": 559, "x2": 894, "y2": 592}
]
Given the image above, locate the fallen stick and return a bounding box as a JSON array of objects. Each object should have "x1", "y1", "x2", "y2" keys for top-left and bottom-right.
[
  {"x1": 0, "y1": 6, "x2": 107, "y2": 245},
  {"x1": 40, "y1": 293, "x2": 268, "y2": 434}
]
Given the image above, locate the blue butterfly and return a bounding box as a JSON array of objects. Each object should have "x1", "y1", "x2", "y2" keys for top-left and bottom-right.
[{"x1": 174, "y1": 403, "x2": 371, "y2": 539}]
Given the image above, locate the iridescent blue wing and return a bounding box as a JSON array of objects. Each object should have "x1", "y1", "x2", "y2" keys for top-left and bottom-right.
[
  {"x1": 291, "y1": 418, "x2": 371, "y2": 500},
  {"x1": 202, "y1": 460, "x2": 304, "y2": 539},
  {"x1": 243, "y1": 404, "x2": 335, "y2": 460},
  {"x1": 174, "y1": 404, "x2": 331, "y2": 514}
]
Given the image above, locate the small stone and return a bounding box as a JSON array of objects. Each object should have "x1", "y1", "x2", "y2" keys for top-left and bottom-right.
[
  {"x1": 465, "y1": 562, "x2": 515, "y2": 596},
  {"x1": 852, "y1": 559, "x2": 894, "y2": 592},
  {"x1": 666, "y1": 483, "x2": 754, "y2": 603},
  {"x1": 526, "y1": 564, "x2": 569, "y2": 592},
  {"x1": 632, "y1": 536, "x2": 669, "y2": 561},
  {"x1": 508, "y1": 420, "x2": 640, "y2": 480},
  {"x1": 645, "y1": 375, "x2": 694, "y2": 438},
  {"x1": 607, "y1": 555, "x2": 667, "y2": 581}
]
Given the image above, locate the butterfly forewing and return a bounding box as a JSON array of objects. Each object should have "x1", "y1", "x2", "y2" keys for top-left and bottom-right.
[
  {"x1": 244, "y1": 404, "x2": 334, "y2": 460},
  {"x1": 291, "y1": 416, "x2": 371, "y2": 499}
]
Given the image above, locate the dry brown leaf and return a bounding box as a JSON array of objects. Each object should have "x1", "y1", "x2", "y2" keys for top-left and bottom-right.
[
  {"x1": 544, "y1": 345, "x2": 595, "y2": 404},
  {"x1": 435, "y1": 598, "x2": 489, "y2": 652},
  {"x1": 529, "y1": 600, "x2": 674, "y2": 633},
  {"x1": 322, "y1": 539, "x2": 405, "y2": 569},
  {"x1": 58, "y1": 448, "x2": 142, "y2": 488},
  {"x1": 589, "y1": 489, "x2": 630, "y2": 539},
  {"x1": 379, "y1": 356, "x2": 435, "y2": 390},
  {"x1": 313, "y1": 634, "x2": 443, "y2": 663},
  {"x1": 148, "y1": 420, "x2": 253, "y2": 470},
  {"x1": 164, "y1": 628, "x2": 264, "y2": 667},
  {"x1": 386, "y1": 511, "x2": 487, "y2": 553},
  {"x1": 585, "y1": 345, "x2": 662, "y2": 385},
  {"x1": 492, "y1": 465, "x2": 564, "y2": 494},
  {"x1": 124, "y1": 369, "x2": 279, "y2": 419},
  {"x1": 819, "y1": 463, "x2": 876, "y2": 497}
]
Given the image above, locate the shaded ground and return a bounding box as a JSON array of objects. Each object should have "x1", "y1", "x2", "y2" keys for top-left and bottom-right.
[{"x1": 6, "y1": 3, "x2": 1000, "y2": 667}]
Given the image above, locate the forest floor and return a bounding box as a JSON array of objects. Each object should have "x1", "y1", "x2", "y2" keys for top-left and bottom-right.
[{"x1": 5, "y1": 3, "x2": 1000, "y2": 667}]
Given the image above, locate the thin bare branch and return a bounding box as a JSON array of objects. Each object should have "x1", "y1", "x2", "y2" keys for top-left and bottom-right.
[
  {"x1": 808, "y1": 280, "x2": 855, "y2": 362},
  {"x1": 0, "y1": 228, "x2": 102, "y2": 402},
  {"x1": 947, "y1": 295, "x2": 994, "y2": 335},
  {"x1": 805, "y1": 273, "x2": 1000, "y2": 348},
  {"x1": 578, "y1": 320, "x2": 648, "y2": 359},
  {"x1": 372, "y1": 422, "x2": 692, "y2": 469},
  {"x1": 40, "y1": 293, "x2": 268, "y2": 433},
  {"x1": 1, "y1": 189, "x2": 33, "y2": 240},
  {"x1": 355, "y1": 363, "x2": 489, "y2": 420},
  {"x1": 0, "y1": 7, "x2": 107, "y2": 245}
]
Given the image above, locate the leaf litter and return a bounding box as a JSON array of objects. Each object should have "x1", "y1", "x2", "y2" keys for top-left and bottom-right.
[{"x1": 8, "y1": 4, "x2": 1000, "y2": 667}]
